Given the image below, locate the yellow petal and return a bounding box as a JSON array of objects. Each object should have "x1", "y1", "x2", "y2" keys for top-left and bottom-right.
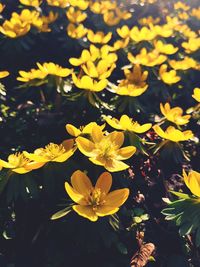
[
  {"x1": 91, "y1": 125, "x2": 104, "y2": 142},
  {"x1": 109, "y1": 131, "x2": 124, "y2": 148},
  {"x1": 53, "y1": 150, "x2": 74, "y2": 162},
  {"x1": 71, "y1": 170, "x2": 93, "y2": 195},
  {"x1": 73, "y1": 205, "x2": 98, "y2": 222},
  {"x1": 117, "y1": 146, "x2": 136, "y2": 160},
  {"x1": 96, "y1": 206, "x2": 119, "y2": 216},
  {"x1": 76, "y1": 137, "x2": 96, "y2": 157},
  {"x1": 65, "y1": 182, "x2": 85, "y2": 204},
  {"x1": 105, "y1": 159, "x2": 130, "y2": 172},
  {"x1": 105, "y1": 188, "x2": 129, "y2": 207},
  {"x1": 95, "y1": 172, "x2": 112, "y2": 194},
  {"x1": 66, "y1": 124, "x2": 81, "y2": 137}
]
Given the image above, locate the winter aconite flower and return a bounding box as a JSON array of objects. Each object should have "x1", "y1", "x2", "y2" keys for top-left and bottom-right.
[
  {"x1": 0, "y1": 152, "x2": 43, "y2": 174},
  {"x1": 159, "y1": 65, "x2": 181, "y2": 85},
  {"x1": 46, "y1": 0, "x2": 68, "y2": 8},
  {"x1": 24, "y1": 140, "x2": 75, "y2": 166},
  {"x1": 65, "y1": 170, "x2": 129, "y2": 221},
  {"x1": 19, "y1": 0, "x2": 42, "y2": 7},
  {"x1": 66, "y1": 122, "x2": 105, "y2": 138},
  {"x1": 113, "y1": 65, "x2": 148, "y2": 97},
  {"x1": 87, "y1": 30, "x2": 112, "y2": 44},
  {"x1": 169, "y1": 57, "x2": 197, "y2": 70},
  {"x1": 183, "y1": 170, "x2": 200, "y2": 197},
  {"x1": 154, "y1": 40, "x2": 178, "y2": 55},
  {"x1": 153, "y1": 125, "x2": 193, "y2": 142},
  {"x1": 76, "y1": 126, "x2": 136, "y2": 172},
  {"x1": 160, "y1": 103, "x2": 190, "y2": 125},
  {"x1": 104, "y1": 115, "x2": 152, "y2": 134}
]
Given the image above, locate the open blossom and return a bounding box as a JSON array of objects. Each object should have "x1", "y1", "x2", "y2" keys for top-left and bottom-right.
[
  {"x1": 169, "y1": 57, "x2": 197, "y2": 70},
  {"x1": 76, "y1": 125, "x2": 136, "y2": 172},
  {"x1": 67, "y1": 23, "x2": 88, "y2": 39},
  {"x1": 65, "y1": 170, "x2": 129, "y2": 221},
  {"x1": 66, "y1": 7, "x2": 87, "y2": 23},
  {"x1": 87, "y1": 30, "x2": 112, "y2": 44},
  {"x1": 66, "y1": 122, "x2": 105, "y2": 138},
  {"x1": 159, "y1": 64, "x2": 181, "y2": 85},
  {"x1": 104, "y1": 115, "x2": 152, "y2": 134},
  {"x1": 0, "y1": 152, "x2": 43, "y2": 174},
  {"x1": 183, "y1": 170, "x2": 200, "y2": 197},
  {"x1": 113, "y1": 65, "x2": 148, "y2": 97},
  {"x1": 24, "y1": 140, "x2": 75, "y2": 166},
  {"x1": 46, "y1": 0, "x2": 69, "y2": 8},
  {"x1": 72, "y1": 74, "x2": 108, "y2": 92},
  {"x1": 19, "y1": 0, "x2": 42, "y2": 7},
  {"x1": 160, "y1": 103, "x2": 190, "y2": 125},
  {"x1": 130, "y1": 26, "x2": 156, "y2": 43},
  {"x1": 153, "y1": 125, "x2": 193, "y2": 142},
  {"x1": 128, "y1": 48, "x2": 167, "y2": 67},
  {"x1": 154, "y1": 40, "x2": 178, "y2": 55}
]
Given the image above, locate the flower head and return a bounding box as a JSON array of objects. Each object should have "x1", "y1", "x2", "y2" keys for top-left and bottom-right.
[
  {"x1": 159, "y1": 64, "x2": 181, "y2": 85},
  {"x1": 113, "y1": 65, "x2": 148, "y2": 97},
  {"x1": 65, "y1": 170, "x2": 129, "y2": 221},
  {"x1": 72, "y1": 74, "x2": 108, "y2": 92},
  {"x1": 19, "y1": 0, "x2": 42, "y2": 7},
  {"x1": 66, "y1": 7, "x2": 87, "y2": 23},
  {"x1": 24, "y1": 140, "x2": 75, "y2": 166},
  {"x1": 160, "y1": 103, "x2": 190, "y2": 125},
  {"x1": 153, "y1": 125, "x2": 193, "y2": 142},
  {"x1": 183, "y1": 169, "x2": 200, "y2": 197},
  {"x1": 169, "y1": 57, "x2": 197, "y2": 70},
  {"x1": 0, "y1": 152, "x2": 43, "y2": 174},
  {"x1": 66, "y1": 122, "x2": 105, "y2": 137},
  {"x1": 104, "y1": 115, "x2": 152, "y2": 134},
  {"x1": 154, "y1": 40, "x2": 178, "y2": 55},
  {"x1": 76, "y1": 126, "x2": 136, "y2": 172},
  {"x1": 87, "y1": 30, "x2": 112, "y2": 44},
  {"x1": 67, "y1": 23, "x2": 88, "y2": 39}
]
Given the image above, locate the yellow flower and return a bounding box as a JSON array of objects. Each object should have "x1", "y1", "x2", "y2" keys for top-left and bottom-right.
[
  {"x1": 192, "y1": 88, "x2": 200, "y2": 102},
  {"x1": 183, "y1": 169, "x2": 200, "y2": 197},
  {"x1": 87, "y1": 30, "x2": 112, "y2": 44},
  {"x1": 130, "y1": 26, "x2": 156, "y2": 43},
  {"x1": 36, "y1": 62, "x2": 72, "y2": 77},
  {"x1": 178, "y1": 12, "x2": 189, "y2": 20},
  {"x1": 81, "y1": 60, "x2": 116, "y2": 79},
  {"x1": 108, "y1": 38, "x2": 129, "y2": 52},
  {"x1": 0, "y1": 18, "x2": 31, "y2": 38},
  {"x1": 104, "y1": 115, "x2": 152, "y2": 133},
  {"x1": 150, "y1": 24, "x2": 173, "y2": 38},
  {"x1": 0, "y1": 152, "x2": 43, "y2": 174},
  {"x1": 47, "y1": 0, "x2": 69, "y2": 8},
  {"x1": 182, "y1": 38, "x2": 200, "y2": 54},
  {"x1": 72, "y1": 74, "x2": 108, "y2": 92},
  {"x1": 17, "y1": 68, "x2": 46, "y2": 82},
  {"x1": 12, "y1": 9, "x2": 42, "y2": 29},
  {"x1": 128, "y1": 48, "x2": 167, "y2": 67},
  {"x1": 139, "y1": 16, "x2": 160, "y2": 26},
  {"x1": 153, "y1": 125, "x2": 193, "y2": 142},
  {"x1": 169, "y1": 57, "x2": 197, "y2": 70},
  {"x1": 0, "y1": 71, "x2": 9, "y2": 79},
  {"x1": 76, "y1": 126, "x2": 136, "y2": 172},
  {"x1": 191, "y1": 7, "x2": 200, "y2": 20},
  {"x1": 24, "y1": 140, "x2": 75, "y2": 166},
  {"x1": 0, "y1": 3, "x2": 5, "y2": 13},
  {"x1": 69, "y1": 0, "x2": 89, "y2": 10},
  {"x1": 103, "y1": 8, "x2": 131, "y2": 26},
  {"x1": 69, "y1": 45, "x2": 117, "y2": 66},
  {"x1": 89, "y1": 1, "x2": 116, "y2": 14},
  {"x1": 117, "y1": 25, "x2": 130, "y2": 39},
  {"x1": 154, "y1": 40, "x2": 178, "y2": 55},
  {"x1": 174, "y1": 1, "x2": 190, "y2": 11},
  {"x1": 160, "y1": 103, "x2": 191, "y2": 125},
  {"x1": 113, "y1": 65, "x2": 148, "y2": 97},
  {"x1": 175, "y1": 24, "x2": 197, "y2": 39},
  {"x1": 19, "y1": 0, "x2": 42, "y2": 7},
  {"x1": 66, "y1": 122, "x2": 105, "y2": 137},
  {"x1": 65, "y1": 170, "x2": 129, "y2": 221},
  {"x1": 159, "y1": 64, "x2": 181, "y2": 85},
  {"x1": 67, "y1": 23, "x2": 88, "y2": 39},
  {"x1": 66, "y1": 7, "x2": 87, "y2": 23}
]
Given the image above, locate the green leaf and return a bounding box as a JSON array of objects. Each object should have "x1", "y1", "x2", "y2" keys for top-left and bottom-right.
[
  {"x1": 51, "y1": 207, "x2": 71, "y2": 220},
  {"x1": 169, "y1": 190, "x2": 191, "y2": 199}
]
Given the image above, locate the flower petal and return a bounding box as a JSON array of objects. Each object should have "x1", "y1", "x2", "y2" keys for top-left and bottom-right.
[
  {"x1": 105, "y1": 159, "x2": 130, "y2": 172},
  {"x1": 71, "y1": 170, "x2": 93, "y2": 196},
  {"x1": 76, "y1": 137, "x2": 96, "y2": 157},
  {"x1": 95, "y1": 172, "x2": 112, "y2": 194},
  {"x1": 73, "y1": 205, "x2": 98, "y2": 222},
  {"x1": 96, "y1": 206, "x2": 119, "y2": 216},
  {"x1": 117, "y1": 146, "x2": 136, "y2": 160},
  {"x1": 66, "y1": 124, "x2": 81, "y2": 137},
  {"x1": 105, "y1": 188, "x2": 129, "y2": 207},
  {"x1": 65, "y1": 181, "x2": 86, "y2": 204}
]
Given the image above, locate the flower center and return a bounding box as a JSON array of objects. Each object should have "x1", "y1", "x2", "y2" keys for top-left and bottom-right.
[
  {"x1": 37, "y1": 143, "x2": 66, "y2": 160},
  {"x1": 87, "y1": 188, "x2": 106, "y2": 210}
]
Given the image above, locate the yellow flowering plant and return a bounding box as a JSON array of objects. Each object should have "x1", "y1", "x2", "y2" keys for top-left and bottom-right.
[{"x1": 52, "y1": 170, "x2": 129, "y2": 222}]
